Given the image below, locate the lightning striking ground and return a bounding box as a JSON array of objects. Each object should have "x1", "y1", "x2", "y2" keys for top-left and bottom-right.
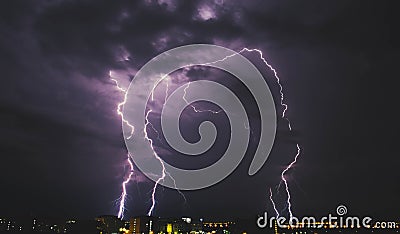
[
  {"x1": 199, "y1": 47, "x2": 301, "y2": 218},
  {"x1": 112, "y1": 73, "x2": 187, "y2": 217},
  {"x1": 269, "y1": 187, "x2": 280, "y2": 218},
  {"x1": 240, "y1": 48, "x2": 301, "y2": 220},
  {"x1": 117, "y1": 153, "x2": 134, "y2": 219},
  {"x1": 146, "y1": 77, "x2": 189, "y2": 216},
  {"x1": 110, "y1": 75, "x2": 136, "y2": 219},
  {"x1": 205, "y1": 48, "x2": 301, "y2": 219},
  {"x1": 111, "y1": 72, "x2": 169, "y2": 218},
  {"x1": 280, "y1": 144, "x2": 300, "y2": 222},
  {"x1": 144, "y1": 109, "x2": 167, "y2": 216}
]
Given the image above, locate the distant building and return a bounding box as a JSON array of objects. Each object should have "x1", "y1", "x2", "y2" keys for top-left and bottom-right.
[
  {"x1": 66, "y1": 219, "x2": 99, "y2": 234},
  {"x1": 129, "y1": 216, "x2": 158, "y2": 234},
  {"x1": 0, "y1": 217, "x2": 23, "y2": 232},
  {"x1": 157, "y1": 217, "x2": 203, "y2": 234},
  {"x1": 96, "y1": 215, "x2": 124, "y2": 234}
]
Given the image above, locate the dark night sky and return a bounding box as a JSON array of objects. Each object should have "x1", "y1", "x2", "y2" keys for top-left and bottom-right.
[{"x1": 0, "y1": 0, "x2": 399, "y2": 221}]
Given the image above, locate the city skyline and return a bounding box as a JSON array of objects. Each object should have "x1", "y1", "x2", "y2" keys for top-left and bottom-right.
[{"x1": 1, "y1": 214, "x2": 398, "y2": 233}]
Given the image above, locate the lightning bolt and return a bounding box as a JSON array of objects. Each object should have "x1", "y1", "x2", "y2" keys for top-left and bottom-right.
[
  {"x1": 111, "y1": 72, "x2": 172, "y2": 218},
  {"x1": 269, "y1": 187, "x2": 279, "y2": 218},
  {"x1": 280, "y1": 144, "x2": 300, "y2": 222},
  {"x1": 146, "y1": 78, "x2": 188, "y2": 216},
  {"x1": 202, "y1": 48, "x2": 301, "y2": 219},
  {"x1": 117, "y1": 153, "x2": 134, "y2": 219},
  {"x1": 110, "y1": 74, "x2": 136, "y2": 219},
  {"x1": 239, "y1": 48, "x2": 301, "y2": 221},
  {"x1": 144, "y1": 109, "x2": 167, "y2": 216},
  {"x1": 113, "y1": 74, "x2": 187, "y2": 217}
]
